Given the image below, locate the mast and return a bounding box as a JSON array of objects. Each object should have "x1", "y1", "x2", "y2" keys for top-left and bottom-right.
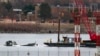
[
  {"x1": 58, "y1": 16, "x2": 60, "y2": 43},
  {"x1": 57, "y1": 0, "x2": 60, "y2": 43}
]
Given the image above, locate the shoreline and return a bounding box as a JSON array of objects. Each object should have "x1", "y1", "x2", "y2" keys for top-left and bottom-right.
[
  {"x1": 0, "y1": 31, "x2": 88, "y2": 34},
  {"x1": 0, "y1": 22, "x2": 94, "y2": 34}
]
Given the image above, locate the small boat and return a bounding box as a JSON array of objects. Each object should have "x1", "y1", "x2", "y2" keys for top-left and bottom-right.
[
  {"x1": 22, "y1": 43, "x2": 36, "y2": 46},
  {"x1": 5, "y1": 40, "x2": 36, "y2": 46},
  {"x1": 5, "y1": 40, "x2": 17, "y2": 46}
]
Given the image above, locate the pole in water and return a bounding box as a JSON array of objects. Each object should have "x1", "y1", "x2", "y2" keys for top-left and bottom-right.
[
  {"x1": 58, "y1": 15, "x2": 60, "y2": 43},
  {"x1": 74, "y1": 16, "x2": 81, "y2": 56},
  {"x1": 74, "y1": 49, "x2": 80, "y2": 56}
]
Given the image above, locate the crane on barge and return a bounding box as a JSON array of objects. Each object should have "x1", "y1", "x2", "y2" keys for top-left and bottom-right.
[
  {"x1": 71, "y1": 0, "x2": 100, "y2": 56},
  {"x1": 44, "y1": 0, "x2": 100, "y2": 50}
]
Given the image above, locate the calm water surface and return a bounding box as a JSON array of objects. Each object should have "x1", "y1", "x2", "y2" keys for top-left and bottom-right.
[{"x1": 0, "y1": 33, "x2": 96, "y2": 56}]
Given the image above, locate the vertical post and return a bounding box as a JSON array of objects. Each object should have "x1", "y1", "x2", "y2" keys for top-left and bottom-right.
[
  {"x1": 74, "y1": 16, "x2": 80, "y2": 56},
  {"x1": 58, "y1": 17, "x2": 60, "y2": 43},
  {"x1": 57, "y1": 5, "x2": 60, "y2": 43}
]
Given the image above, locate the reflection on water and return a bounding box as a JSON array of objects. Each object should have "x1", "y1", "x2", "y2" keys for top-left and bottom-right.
[
  {"x1": 0, "y1": 33, "x2": 96, "y2": 56},
  {"x1": 0, "y1": 50, "x2": 95, "y2": 56},
  {"x1": 0, "y1": 46, "x2": 96, "y2": 56}
]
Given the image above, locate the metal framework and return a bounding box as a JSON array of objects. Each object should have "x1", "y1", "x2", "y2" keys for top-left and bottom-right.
[
  {"x1": 71, "y1": 0, "x2": 100, "y2": 56},
  {"x1": 93, "y1": 11, "x2": 100, "y2": 56}
]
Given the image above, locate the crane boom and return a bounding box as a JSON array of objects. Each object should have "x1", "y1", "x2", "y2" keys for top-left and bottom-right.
[
  {"x1": 72, "y1": 0, "x2": 96, "y2": 41},
  {"x1": 71, "y1": 0, "x2": 100, "y2": 56}
]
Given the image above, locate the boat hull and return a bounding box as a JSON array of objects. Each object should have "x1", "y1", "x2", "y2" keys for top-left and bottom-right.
[
  {"x1": 22, "y1": 43, "x2": 36, "y2": 46},
  {"x1": 44, "y1": 42, "x2": 96, "y2": 47},
  {"x1": 44, "y1": 43, "x2": 74, "y2": 47}
]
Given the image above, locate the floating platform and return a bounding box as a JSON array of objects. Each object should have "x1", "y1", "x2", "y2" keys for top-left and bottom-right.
[
  {"x1": 44, "y1": 37, "x2": 96, "y2": 48},
  {"x1": 44, "y1": 42, "x2": 96, "y2": 47},
  {"x1": 44, "y1": 42, "x2": 74, "y2": 47}
]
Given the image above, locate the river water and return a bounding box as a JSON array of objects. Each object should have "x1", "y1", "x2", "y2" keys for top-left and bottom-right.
[{"x1": 0, "y1": 33, "x2": 96, "y2": 56}]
